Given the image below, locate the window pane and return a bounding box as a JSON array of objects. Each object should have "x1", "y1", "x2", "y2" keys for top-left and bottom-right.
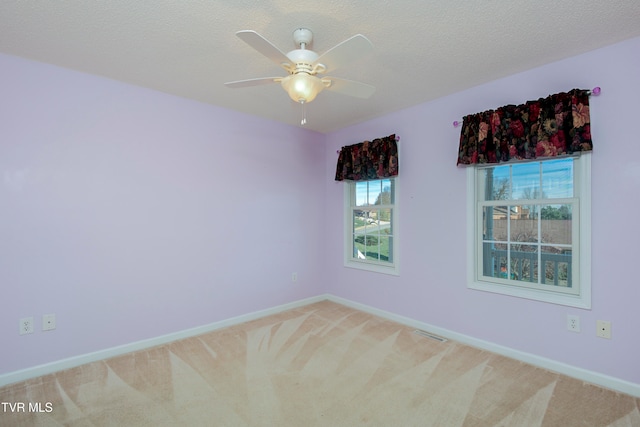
[
  {"x1": 355, "y1": 182, "x2": 369, "y2": 206},
  {"x1": 368, "y1": 181, "x2": 381, "y2": 205},
  {"x1": 353, "y1": 233, "x2": 366, "y2": 257},
  {"x1": 353, "y1": 210, "x2": 365, "y2": 228},
  {"x1": 542, "y1": 158, "x2": 573, "y2": 198},
  {"x1": 379, "y1": 236, "x2": 392, "y2": 262},
  {"x1": 483, "y1": 242, "x2": 507, "y2": 279},
  {"x1": 510, "y1": 205, "x2": 538, "y2": 243},
  {"x1": 374, "y1": 180, "x2": 393, "y2": 205},
  {"x1": 353, "y1": 236, "x2": 366, "y2": 259},
  {"x1": 510, "y1": 244, "x2": 538, "y2": 283},
  {"x1": 480, "y1": 166, "x2": 510, "y2": 201},
  {"x1": 541, "y1": 204, "x2": 572, "y2": 244},
  {"x1": 378, "y1": 208, "x2": 392, "y2": 229},
  {"x1": 542, "y1": 245, "x2": 572, "y2": 287},
  {"x1": 483, "y1": 206, "x2": 508, "y2": 241},
  {"x1": 380, "y1": 209, "x2": 393, "y2": 235},
  {"x1": 364, "y1": 236, "x2": 380, "y2": 261},
  {"x1": 512, "y1": 162, "x2": 541, "y2": 200}
]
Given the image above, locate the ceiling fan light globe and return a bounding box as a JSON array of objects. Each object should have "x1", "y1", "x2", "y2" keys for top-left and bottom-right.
[{"x1": 281, "y1": 73, "x2": 324, "y2": 103}]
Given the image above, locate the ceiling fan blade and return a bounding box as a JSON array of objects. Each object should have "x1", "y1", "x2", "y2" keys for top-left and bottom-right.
[
  {"x1": 314, "y1": 34, "x2": 373, "y2": 73},
  {"x1": 322, "y1": 77, "x2": 375, "y2": 99},
  {"x1": 235, "y1": 30, "x2": 293, "y2": 71},
  {"x1": 224, "y1": 77, "x2": 282, "y2": 88}
]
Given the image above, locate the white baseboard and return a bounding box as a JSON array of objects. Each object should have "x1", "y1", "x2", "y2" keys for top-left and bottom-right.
[
  {"x1": 325, "y1": 294, "x2": 640, "y2": 398},
  {"x1": 0, "y1": 295, "x2": 326, "y2": 388},
  {"x1": 2, "y1": 293, "x2": 639, "y2": 398}
]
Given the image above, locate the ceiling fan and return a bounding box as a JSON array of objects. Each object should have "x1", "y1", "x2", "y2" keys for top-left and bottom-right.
[{"x1": 224, "y1": 28, "x2": 375, "y2": 124}]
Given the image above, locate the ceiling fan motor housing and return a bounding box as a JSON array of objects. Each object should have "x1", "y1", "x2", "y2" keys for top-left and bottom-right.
[
  {"x1": 286, "y1": 49, "x2": 320, "y2": 74},
  {"x1": 292, "y1": 28, "x2": 313, "y2": 48}
]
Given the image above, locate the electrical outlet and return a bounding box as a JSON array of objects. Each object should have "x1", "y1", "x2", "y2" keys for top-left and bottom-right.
[
  {"x1": 596, "y1": 320, "x2": 611, "y2": 339},
  {"x1": 19, "y1": 317, "x2": 34, "y2": 335},
  {"x1": 567, "y1": 314, "x2": 580, "y2": 332},
  {"x1": 42, "y1": 314, "x2": 56, "y2": 331},
  {"x1": 291, "y1": 272, "x2": 298, "y2": 282}
]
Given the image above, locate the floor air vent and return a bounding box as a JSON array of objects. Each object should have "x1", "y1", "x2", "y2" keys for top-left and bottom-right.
[{"x1": 413, "y1": 329, "x2": 448, "y2": 342}]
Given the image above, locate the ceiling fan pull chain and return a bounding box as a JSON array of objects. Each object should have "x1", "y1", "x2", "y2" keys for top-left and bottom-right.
[{"x1": 300, "y1": 100, "x2": 307, "y2": 125}]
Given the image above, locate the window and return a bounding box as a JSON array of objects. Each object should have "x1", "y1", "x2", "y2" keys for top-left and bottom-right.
[
  {"x1": 344, "y1": 178, "x2": 399, "y2": 275},
  {"x1": 467, "y1": 155, "x2": 591, "y2": 308}
]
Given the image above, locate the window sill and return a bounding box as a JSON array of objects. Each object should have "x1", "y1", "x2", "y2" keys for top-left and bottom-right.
[
  {"x1": 468, "y1": 279, "x2": 591, "y2": 309},
  {"x1": 345, "y1": 259, "x2": 400, "y2": 276}
]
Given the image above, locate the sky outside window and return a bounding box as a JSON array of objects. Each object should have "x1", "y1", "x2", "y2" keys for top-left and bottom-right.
[
  {"x1": 491, "y1": 158, "x2": 573, "y2": 200},
  {"x1": 355, "y1": 179, "x2": 391, "y2": 206}
]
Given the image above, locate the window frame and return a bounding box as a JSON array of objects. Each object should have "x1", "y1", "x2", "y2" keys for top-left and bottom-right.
[
  {"x1": 466, "y1": 155, "x2": 591, "y2": 308},
  {"x1": 343, "y1": 178, "x2": 400, "y2": 275}
]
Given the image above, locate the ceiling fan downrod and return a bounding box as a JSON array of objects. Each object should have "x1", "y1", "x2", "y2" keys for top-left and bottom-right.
[{"x1": 293, "y1": 28, "x2": 313, "y2": 50}]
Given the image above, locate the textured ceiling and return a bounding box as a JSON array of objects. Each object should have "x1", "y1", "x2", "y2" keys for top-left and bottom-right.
[{"x1": 2, "y1": 1, "x2": 640, "y2": 133}]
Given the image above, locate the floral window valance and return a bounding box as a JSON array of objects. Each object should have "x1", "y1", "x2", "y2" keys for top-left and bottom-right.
[
  {"x1": 457, "y1": 89, "x2": 593, "y2": 166},
  {"x1": 335, "y1": 134, "x2": 399, "y2": 181}
]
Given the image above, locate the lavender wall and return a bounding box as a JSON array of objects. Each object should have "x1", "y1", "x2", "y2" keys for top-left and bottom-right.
[
  {"x1": 2, "y1": 36, "x2": 639, "y2": 386},
  {"x1": 0, "y1": 54, "x2": 326, "y2": 374},
  {"x1": 323, "y1": 37, "x2": 640, "y2": 385}
]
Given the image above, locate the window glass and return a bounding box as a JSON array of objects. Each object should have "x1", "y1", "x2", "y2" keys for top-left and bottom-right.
[
  {"x1": 345, "y1": 178, "x2": 398, "y2": 275},
  {"x1": 542, "y1": 159, "x2": 574, "y2": 199},
  {"x1": 470, "y1": 156, "x2": 589, "y2": 307}
]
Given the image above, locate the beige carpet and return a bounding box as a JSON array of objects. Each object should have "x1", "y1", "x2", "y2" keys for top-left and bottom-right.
[{"x1": 1, "y1": 300, "x2": 639, "y2": 426}]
